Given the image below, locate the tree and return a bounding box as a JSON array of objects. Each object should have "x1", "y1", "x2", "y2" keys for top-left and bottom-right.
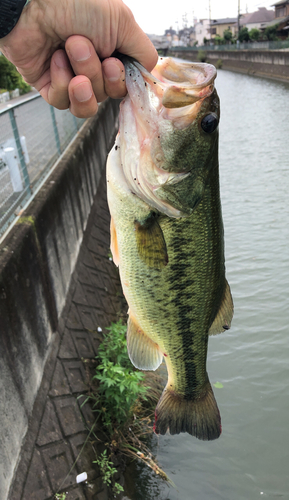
[
  {"x1": 238, "y1": 27, "x2": 250, "y2": 42},
  {"x1": 0, "y1": 55, "x2": 31, "y2": 93},
  {"x1": 264, "y1": 24, "x2": 278, "y2": 41},
  {"x1": 249, "y1": 28, "x2": 261, "y2": 41},
  {"x1": 214, "y1": 34, "x2": 224, "y2": 45},
  {"x1": 223, "y1": 29, "x2": 233, "y2": 43}
]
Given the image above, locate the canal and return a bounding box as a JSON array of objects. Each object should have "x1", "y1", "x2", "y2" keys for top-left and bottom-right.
[{"x1": 124, "y1": 69, "x2": 289, "y2": 499}]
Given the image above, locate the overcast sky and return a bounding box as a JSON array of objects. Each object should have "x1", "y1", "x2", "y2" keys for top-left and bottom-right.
[{"x1": 124, "y1": 0, "x2": 276, "y2": 35}]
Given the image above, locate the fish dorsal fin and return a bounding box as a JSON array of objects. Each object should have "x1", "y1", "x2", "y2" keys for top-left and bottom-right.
[
  {"x1": 209, "y1": 279, "x2": 234, "y2": 335},
  {"x1": 110, "y1": 217, "x2": 120, "y2": 267},
  {"x1": 134, "y1": 213, "x2": 168, "y2": 269},
  {"x1": 127, "y1": 314, "x2": 163, "y2": 371}
]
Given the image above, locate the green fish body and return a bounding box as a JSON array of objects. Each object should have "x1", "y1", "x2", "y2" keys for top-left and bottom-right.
[{"x1": 107, "y1": 57, "x2": 233, "y2": 440}]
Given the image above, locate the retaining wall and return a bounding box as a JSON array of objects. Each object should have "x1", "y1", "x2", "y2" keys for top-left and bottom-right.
[
  {"x1": 0, "y1": 98, "x2": 119, "y2": 500},
  {"x1": 171, "y1": 49, "x2": 289, "y2": 82}
]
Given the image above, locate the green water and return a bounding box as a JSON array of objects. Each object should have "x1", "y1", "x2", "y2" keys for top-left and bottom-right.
[{"x1": 124, "y1": 70, "x2": 289, "y2": 499}]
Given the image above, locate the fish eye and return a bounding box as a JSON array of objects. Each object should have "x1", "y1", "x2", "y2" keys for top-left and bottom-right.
[{"x1": 201, "y1": 113, "x2": 219, "y2": 134}]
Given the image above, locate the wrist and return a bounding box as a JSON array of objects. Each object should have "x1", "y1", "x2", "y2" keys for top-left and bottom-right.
[{"x1": 0, "y1": 0, "x2": 29, "y2": 39}]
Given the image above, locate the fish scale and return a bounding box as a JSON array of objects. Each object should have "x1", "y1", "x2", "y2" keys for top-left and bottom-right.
[{"x1": 107, "y1": 57, "x2": 233, "y2": 440}]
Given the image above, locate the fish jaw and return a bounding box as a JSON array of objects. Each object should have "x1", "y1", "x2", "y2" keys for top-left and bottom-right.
[{"x1": 118, "y1": 57, "x2": 219, "y2": 217}]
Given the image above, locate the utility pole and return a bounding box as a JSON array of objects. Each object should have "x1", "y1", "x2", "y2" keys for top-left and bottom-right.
[
  {"x1": 237, "y1": 0, "x2": 240, "y2": 37},
  {"x1": 209, "y1": 0, "x2": 211, "y2": 41}
]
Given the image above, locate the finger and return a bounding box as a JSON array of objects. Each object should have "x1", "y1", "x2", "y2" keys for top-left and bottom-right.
[
  {"x1": 68, "y1": 75, "x2": 98, "y2": 118},
  {"x1": 116, "y1": 6, "x2": 158, "y2": 73},
  {"x1": 102, "y1": 57, "x2": 127, "y2": 99},
  {"x1": 66, "y1": 35, "x2": 107, "y2": 103},
  {"x1": 48, "y1": 50, "x2": 74, "y2": 109},
  {"x1": 34, "y1": 50, "x2": 74, "y2": 109}
]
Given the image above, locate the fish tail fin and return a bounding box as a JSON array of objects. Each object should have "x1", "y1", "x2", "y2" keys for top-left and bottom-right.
[{"x1": 154, "y1": 383, "x2": 221, "y2": 440}]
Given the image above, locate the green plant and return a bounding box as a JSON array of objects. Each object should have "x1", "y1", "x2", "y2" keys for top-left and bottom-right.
[
  {"x1": 55, "y1": 493, "x2": 67, "y2": 500},
  {"x1": 0, "y1": 55, "x2": 31, "y2": 93},
  {"x1": 264, "y1": 24, "x2": 279, "y2": 41},
  {"x1": 215, "y1": 59, "x2": 223, "y2": 69},
  {"x1": 94, "y1": 450, "x2": 124, "y2": 495},
  {"x1": 93, "y1": 321, "x2": 148, "y2": 432},
  {"x1": 238, "y1": 27, "x2": 250, "y2": 42},
  {"x1": 197, "y1": 50, "x2": 207, "y2": 62},
  {"x1": 223, "y1": 29, "x2": 233, "y2": 42},
  {"x1": 249, "y1": 28, "x2": 261, "y2": 41}
]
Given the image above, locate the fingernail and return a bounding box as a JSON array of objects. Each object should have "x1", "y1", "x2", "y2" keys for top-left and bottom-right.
[
  {"x1": 69, "y1": 42, "x2": 91, "y2": 62},
  {"x1": 73, "y1": 82, "x2": 93, "y2": 102},
  {"x1": 54, "y1": 51, "x2": 70, "y2": 69},
  {"x1": 103, "y1": 61, "x2": 121, "y2": 82}
]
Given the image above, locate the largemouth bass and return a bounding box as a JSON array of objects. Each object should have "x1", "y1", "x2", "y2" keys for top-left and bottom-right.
[{"x1": 106, "y1": 57, "x2": 233, "y2": 440}]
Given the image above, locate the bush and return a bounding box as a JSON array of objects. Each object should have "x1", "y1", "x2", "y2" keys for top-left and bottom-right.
[
  {"x1": 216, "y1": 59, "x2": 223, "y2": 69},
  {"x1": 249, "y1": 28, "x2": 261, "y2": 41},
  {"x1": 264, "y1": 25, "x2": 279, "y2": 41},
  {"x1": 197, "y1": 50, "x2": 207, "y2": 62},
  {"x1": 238, "y1": 27, "x2": 250, "y2": 42},
  {"x1": 0, "y1": 55, "x2": 31, "y2": 93},
  {"x1": 92, "y1": 321, "x2": 148, "y2": 432}
]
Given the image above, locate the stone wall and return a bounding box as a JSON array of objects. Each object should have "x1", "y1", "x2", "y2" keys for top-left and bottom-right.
[
  {"x1": 0, "y1": 98, "x2": 120, "y2": 500},
  {"x1": 170, "y1": 49, "x2": 289, "y2": 82}
]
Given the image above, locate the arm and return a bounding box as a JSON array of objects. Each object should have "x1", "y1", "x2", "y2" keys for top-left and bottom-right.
[{"x1": 0, "y1": 0, "x2": 158, "y2": 117}]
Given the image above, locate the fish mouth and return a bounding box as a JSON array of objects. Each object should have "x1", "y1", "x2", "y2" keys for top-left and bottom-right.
[{"x1": 118, "y1": 57, "x2": 217, "y2": 217}]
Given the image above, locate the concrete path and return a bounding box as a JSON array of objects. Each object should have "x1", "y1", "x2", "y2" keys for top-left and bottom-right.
[{"x1": 9, "y1": 171, "x2": 126, "y2": 500}]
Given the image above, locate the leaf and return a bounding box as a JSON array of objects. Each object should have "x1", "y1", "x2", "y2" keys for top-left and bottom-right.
[{"x1": 213, "y1": 381, "x2": 224, "y2": 389}]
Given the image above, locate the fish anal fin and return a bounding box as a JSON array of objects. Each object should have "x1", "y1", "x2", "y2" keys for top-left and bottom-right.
[
  {"x1": 154, "y1": 382, "x2": 221, "y2": 440},
  {"x1": 134, "y1": 213, "x2": 168, "y2": 270},
  {"x1": 110, "y1": 217, "x2": 120, "y2": 267},
  {"x1": 209, "y1": 279, "x2": 234, "y2": 335},
  {"x1": 127, "y1": 314, "x2": 163, "y2": 371}
]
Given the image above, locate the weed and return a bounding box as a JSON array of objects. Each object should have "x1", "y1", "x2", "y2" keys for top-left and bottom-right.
[
  {"x1": 216, "y1": 59, "x2": 223, "y2": 69},
  {"x1": 55, "y1": 493, "x2": 66, "y2": 500},
  {"x1": 84, "y1": 321, "x2": 173, "y2": 493},
  {"x1": 94, "y1": 450, "x2": 124, "y2": 496},
  {"x1": 197, "y1": 50, "x2": 207, "y2": 62},
  {"x1": 92, "y1": 321, "x2": 148, "y2": 432}
]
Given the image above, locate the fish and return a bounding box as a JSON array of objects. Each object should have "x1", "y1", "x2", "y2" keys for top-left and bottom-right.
[{"x1": 106, "y1": 56, "x2": 233, "y2": 440}]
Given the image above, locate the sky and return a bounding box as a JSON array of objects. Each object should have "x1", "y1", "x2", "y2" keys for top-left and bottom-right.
[{"x1": 123, "y1": 0, "x2": 276, "y2": 35}]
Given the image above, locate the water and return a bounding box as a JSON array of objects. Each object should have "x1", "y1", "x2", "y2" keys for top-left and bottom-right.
[{"x1": 124, "y1": 70, "x2": 289, "y2": 499}]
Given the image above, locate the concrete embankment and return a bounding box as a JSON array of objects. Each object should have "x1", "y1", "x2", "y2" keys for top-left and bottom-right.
[
  {"x1": 0, "y1": 98, "x2": 120, "y2": 500},
  {"x1": 170, "y1": 49, "x2": 289, "y2": 83}
]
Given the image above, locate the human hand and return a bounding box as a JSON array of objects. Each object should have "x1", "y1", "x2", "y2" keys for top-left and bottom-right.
[{"x1": 0, "y1": 0, "x2": 158, "y2": 117}]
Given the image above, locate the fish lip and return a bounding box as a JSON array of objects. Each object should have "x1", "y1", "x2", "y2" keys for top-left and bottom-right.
[{"x1": 125, "y1": 57, "x2": 217, "y2": 109}]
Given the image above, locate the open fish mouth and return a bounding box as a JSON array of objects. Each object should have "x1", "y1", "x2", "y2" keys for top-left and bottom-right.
[{"x1": 117, "y1": 57, "x2": 217, "y2": 217}]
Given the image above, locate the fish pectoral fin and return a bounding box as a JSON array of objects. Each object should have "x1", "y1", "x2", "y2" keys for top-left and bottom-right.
[
  {"x1": 209, "y1": 279, "x2": 234, "y2": 335},
  {"x1": 110, "y1": 217, "x2": 120, "y2": 267},
  {"x1": 127, "y1": 314, "x2": 163, "y2": 371},
  {"x1": 134, "y1": 213, "x2": 168, "y2": 269}
]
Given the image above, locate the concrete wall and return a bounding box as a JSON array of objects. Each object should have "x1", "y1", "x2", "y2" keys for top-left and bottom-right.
[
  {"x1": 0, "y1": 97, "x2": 119, "y2": 500},
  {"x1": 170, "y1": 49, "x2": 289, "y2": 82}
]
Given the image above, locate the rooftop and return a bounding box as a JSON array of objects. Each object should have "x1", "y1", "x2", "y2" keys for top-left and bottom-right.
[
  {"x1": 240, "y1": 7, "x2": 275, "y2": 24},
  {"x1": 211, "y1": 17, "x2": 237, "y2": 25}
]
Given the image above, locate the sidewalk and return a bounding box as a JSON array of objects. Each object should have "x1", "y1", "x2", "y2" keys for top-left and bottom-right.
[{"x1": 9, "y1": 170, "x2": 126, "y2": 500}]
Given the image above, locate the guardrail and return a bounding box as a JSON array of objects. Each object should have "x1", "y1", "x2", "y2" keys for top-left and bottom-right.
[
  {"x1": 170, "y1": 40, "x2": 289, "y2": 51},
  {"x1": 0, "y1": 93, "x2": 85, "y2": 236}
]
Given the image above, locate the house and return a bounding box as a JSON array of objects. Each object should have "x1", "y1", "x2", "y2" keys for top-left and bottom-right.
[
  {"x1": 194, "y1": 19, "x2": 211, "y2": 46},
  {"x1": 210, "y1": 18, "x2": 237, "y2": 39},
  {"x1": 265, "y1": 1, "x2": 289, "y2": 38},
  {"x1": 240, "y1": 7, "x2": 275, "y2": 30},
  {"x1": 178, "y1": 26, "x2": 196, "y2": 46}
]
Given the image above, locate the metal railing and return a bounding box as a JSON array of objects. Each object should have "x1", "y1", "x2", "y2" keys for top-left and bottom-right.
[
  {"x1": 0, "y1": 94, "x2": 85, "y2": 236},
  {"x1": 170, "y1": 39, "x2": 289, "y2": 51}
]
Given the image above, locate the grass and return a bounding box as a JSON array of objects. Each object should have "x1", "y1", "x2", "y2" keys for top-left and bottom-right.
[{"x1": 81, "y1": 320, "x2": 173, "y2": 494}]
